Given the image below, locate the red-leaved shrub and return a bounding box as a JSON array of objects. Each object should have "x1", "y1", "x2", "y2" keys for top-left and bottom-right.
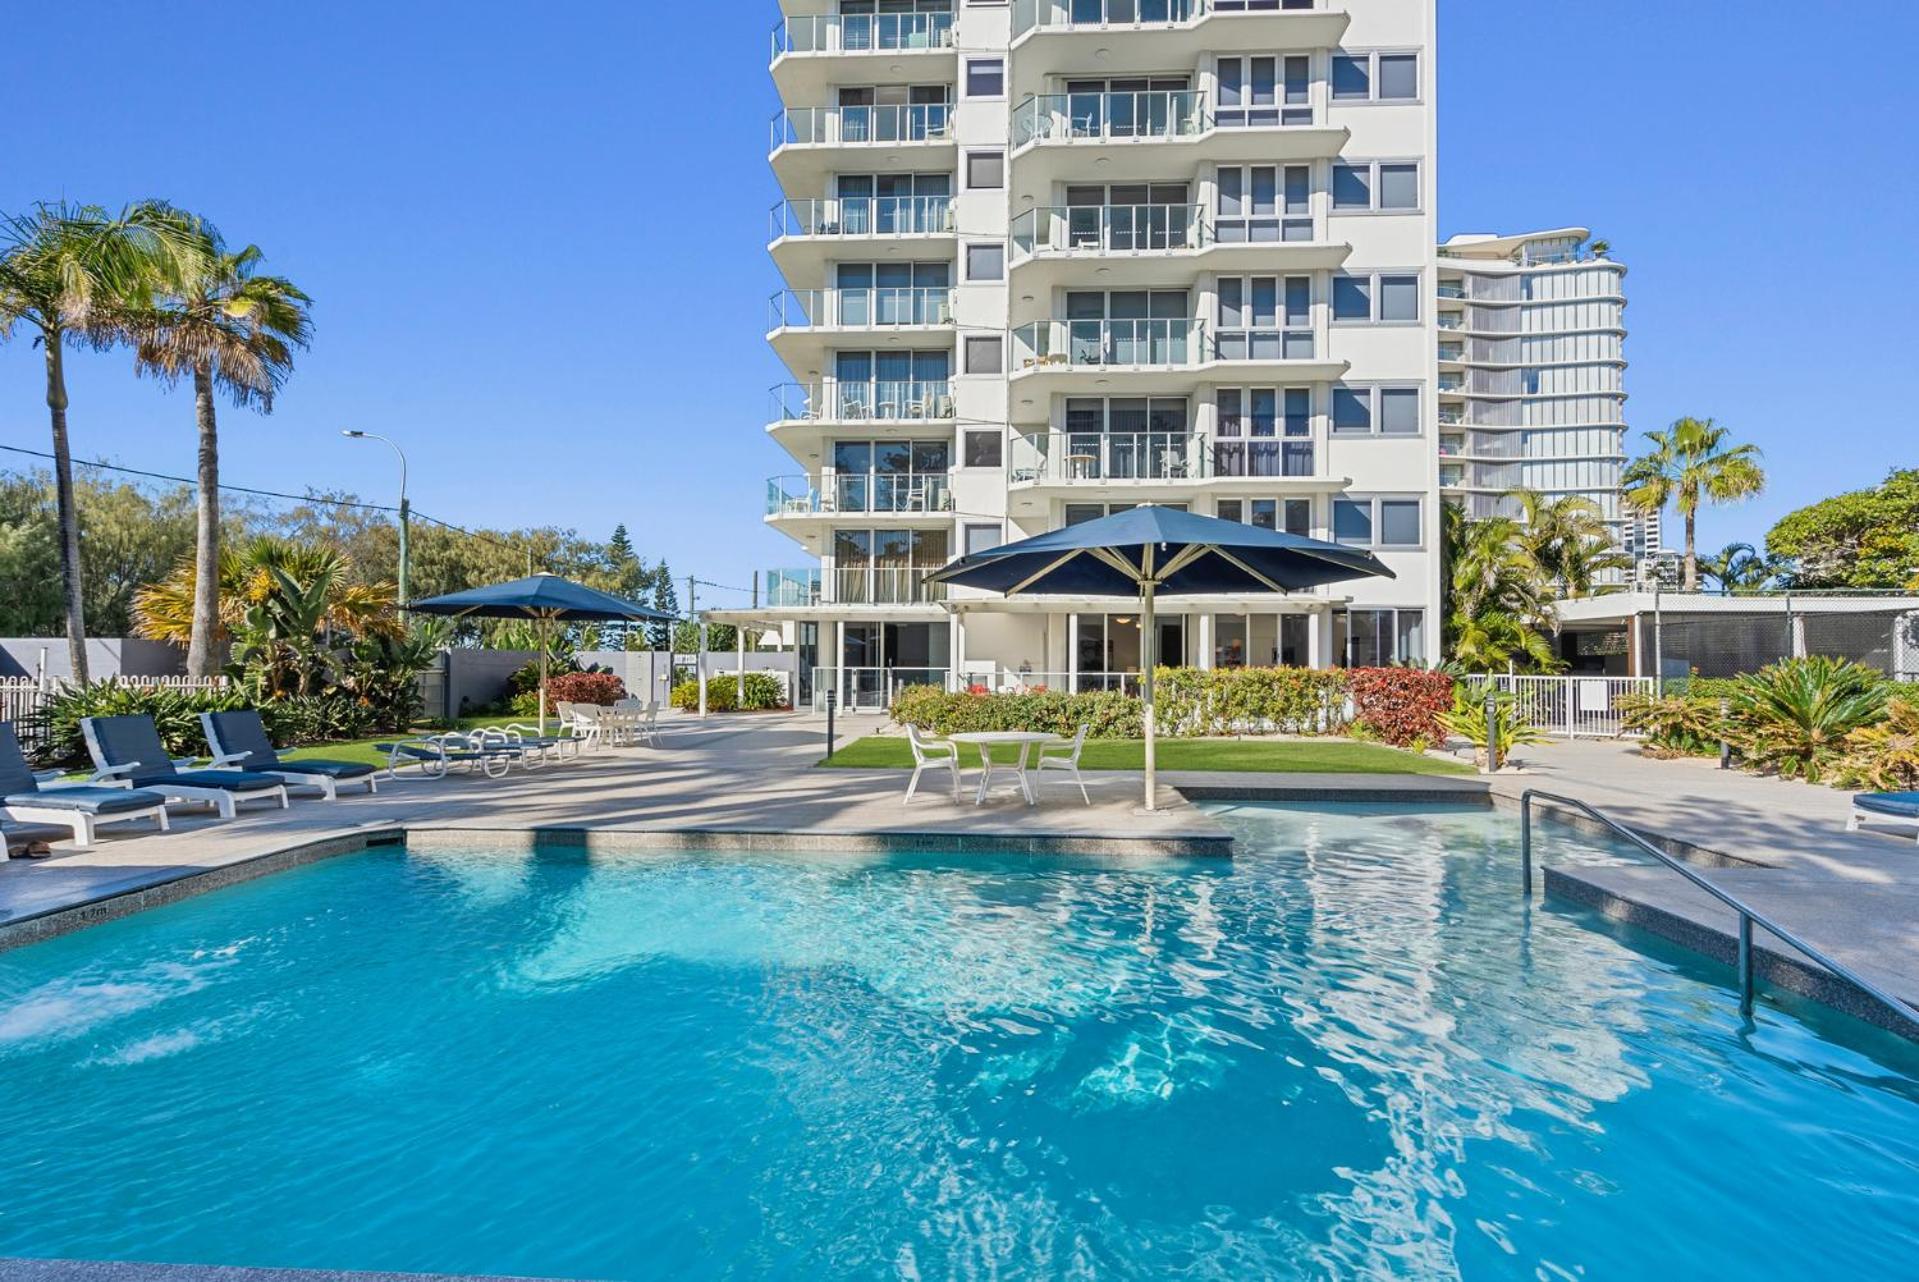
[
  {"x1": 546, "y1": 671, "x2": 627, "y2": 706},
  {"x1": 1348, "y1": 668, "x2": 1455, "y2": 748}
]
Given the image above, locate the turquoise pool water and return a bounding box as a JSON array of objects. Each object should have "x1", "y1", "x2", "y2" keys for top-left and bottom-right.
[{"x1": 0, "y1": 804, "x2": 1914, "y2": 1279}]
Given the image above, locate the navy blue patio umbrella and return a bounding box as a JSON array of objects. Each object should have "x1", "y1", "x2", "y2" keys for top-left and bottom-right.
[
  {"x1": 923, "y1": 505, "x2": 1394, "y2": 810},
  {"x1": 408, "y1": 573, "x2": 677, "y2": 730}
]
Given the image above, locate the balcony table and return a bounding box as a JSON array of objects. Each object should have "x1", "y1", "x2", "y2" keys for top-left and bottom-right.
[{"x1": 947, "y1": 731, "x2": 1063, "y2": 806}]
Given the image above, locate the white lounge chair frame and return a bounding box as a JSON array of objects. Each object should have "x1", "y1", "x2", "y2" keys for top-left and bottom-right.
[
  {"x1": 82, "y1": 721, "x2": 289, "y2": 819},
  {"x1": 201, "y1": 712, "x2": 380, "y2": 801},
  {"x1": 905, "y1": 725, "x2": 960, "y2": 803},
  {"x1": 5, "y1": 768, "x2": 171, "y2": 850},
  {"x1": 1848, "y1": 798, "x2": 1919, "y2": 845}
]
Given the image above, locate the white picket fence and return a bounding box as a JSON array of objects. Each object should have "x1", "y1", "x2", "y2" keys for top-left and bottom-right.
[
  {"x1": 1478, "y1": 674, "x2": 1655, "y2": 739},
  {"x1": 0, "y1": 675, "x2": 228, "y2": 751}
]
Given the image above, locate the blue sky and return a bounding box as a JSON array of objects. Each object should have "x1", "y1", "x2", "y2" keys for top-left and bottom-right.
[{"x1": 4, "y1": 1, "x2": 1915, "y2": 605}]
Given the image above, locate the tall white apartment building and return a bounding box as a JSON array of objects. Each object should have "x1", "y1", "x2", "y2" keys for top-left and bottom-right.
[
  {"x1": 1434, "y1": 228, "x2": 1636, "y2": 552},
  {"x1": 744, "y1": 0, "x2": 1441, "y2": 710}
]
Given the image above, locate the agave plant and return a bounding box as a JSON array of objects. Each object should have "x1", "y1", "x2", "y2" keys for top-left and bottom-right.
[{"x1": 1729, "y1": 656, "x2": 1891, "y2": 781}]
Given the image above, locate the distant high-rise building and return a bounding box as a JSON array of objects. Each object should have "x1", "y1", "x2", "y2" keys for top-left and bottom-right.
[{"x1": 1435, "y1": 228, "x2": 1629, "y2": 551}]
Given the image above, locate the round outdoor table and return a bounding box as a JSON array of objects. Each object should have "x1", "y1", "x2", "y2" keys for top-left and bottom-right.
[{"x1": 947, "y1": 731, "x2": 1063, "y2": 806}]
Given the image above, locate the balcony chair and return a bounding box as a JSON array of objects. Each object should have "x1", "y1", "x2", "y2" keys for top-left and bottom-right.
[
  {"x1": 0, "y1": 722, "x2": 171, "y2": 850},
  {"x1": 81, "y1": 714, "x2": 290, "y2": 819},
  {"x1": 904, "y1": 724, "x2": 961, "y2": 804}
]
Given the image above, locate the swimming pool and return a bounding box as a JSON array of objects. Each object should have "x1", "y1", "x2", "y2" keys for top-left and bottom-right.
[{"x1": 0, "y1": 804, "x2": 1913, "y2": 1279}]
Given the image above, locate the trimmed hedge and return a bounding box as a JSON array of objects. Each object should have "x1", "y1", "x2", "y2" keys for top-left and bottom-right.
[
  {"x1": 1156, "y1": 666, "x2": 1347, "y2": 735},
  {"x1": 889, "y1": 686, "x2": 1144, "y2": 737},
  {"x1": 670, "y1": 671, "x2": 790, "y2": 712},
  {"x1": 1348, "y1": 668, "x2": 1455, "y2": 748}
]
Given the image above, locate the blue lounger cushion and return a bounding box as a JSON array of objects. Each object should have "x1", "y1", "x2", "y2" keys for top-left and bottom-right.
[
  {"x1": 165, "y1": 769, "x2": 289, "y2": 793},
  {"x1": 274, "y1": 758, "x2": 377, "y2": 780},
  {"x1": 3, "y1": 785, "x2": 166, "y2": 816},
  {"x1": 202, "y1": 710, "x2": 374, "y2": 781},
  {"x1": 1853, "y1": 791, "x2": 1919, "y2": 818}
]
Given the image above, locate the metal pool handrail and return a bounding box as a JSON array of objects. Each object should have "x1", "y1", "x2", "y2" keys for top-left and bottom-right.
[{"x1": 1519, "y1": 788, "x2": 1916, "y2": 1026}]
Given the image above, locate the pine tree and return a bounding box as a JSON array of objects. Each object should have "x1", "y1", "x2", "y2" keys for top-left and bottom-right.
[
  {"x1": 603, "y1": 525, "x2": 645, "y2": 647},
  {"x1": 647, "y1": 563, "x2": 679, "y2": 649}
]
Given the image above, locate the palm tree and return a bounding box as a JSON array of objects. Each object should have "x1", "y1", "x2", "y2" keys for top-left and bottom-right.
[
  {"x1": 1442, "y1": 505, "x2": 1559, "y2": 670},
  {"x1": 1701, "y1": 541, "x2": 1774, "y2": 593},
  {"x1": 133, "y1": 536, "x2": 399, "y2": 650},
  {"x1": 1512, "y1": 489, "x2": 1632, "y2": 599},
  {"x1": 122, "y1": 222, "x2": 312, "y2": 677},
  {"x1": 0, "y1": 201, "x2": 204, "y2": 680},
  {"x1": 1621, "y1": 417, "x2": 1765, "y2": 591}
]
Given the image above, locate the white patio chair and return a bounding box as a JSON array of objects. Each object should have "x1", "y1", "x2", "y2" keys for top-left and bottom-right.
[
  {"x1": 639, "y1": 702, "x2": 664, "y2": 747},
  {"x1": 564, "y1": 703, "x2": 605, "y2": 751},
  {"x1": 1034, "y1": 723, "x2": 1091, "y2": 805},
  {"x1": 904, "y1": 725, "x2": 960, "y2": 804}
]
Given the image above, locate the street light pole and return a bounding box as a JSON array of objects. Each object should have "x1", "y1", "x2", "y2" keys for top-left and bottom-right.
[{"x1": 342, "y1": 430, "x2": 410, "y2": 605}]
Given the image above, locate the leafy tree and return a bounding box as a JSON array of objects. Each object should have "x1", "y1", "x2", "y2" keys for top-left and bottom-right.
[
  {"x1": 123, "y1": 221, "x2": 312, "y2": 677},
  {"x1": 1621, "y1": 417, "x2": 1765, "y2": 591},
  {"x1": 1765, "y1": 469, "x2": 1919, "y2": 590},
  {"x1": 0, "y1": 470, "x2": 198, "y2": 635},
  {"x1": 672, "y1": 620, "x2": 738, "y2": 653},
  {"x1": 0, "y1": 199, "x2": 205, "y2": 678}
]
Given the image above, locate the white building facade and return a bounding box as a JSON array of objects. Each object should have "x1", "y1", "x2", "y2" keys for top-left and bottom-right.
[
  {"x1": 746, "y1": 0, "x2": 1442, "y2": 710},
  {"x1": 1434, "y1": 228, "x2": 1643, "y2": 556}
]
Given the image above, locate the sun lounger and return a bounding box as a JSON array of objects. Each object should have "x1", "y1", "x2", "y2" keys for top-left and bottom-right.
[
  {"x1": 1848, "y1": 791, "x2": 1919, "y2": 844},
  {"x1": 1, "y1": 722, "x2": 171, "y2": 850},
  {"x1": 373, "y1": 732, "x2": 525, "y2": 780},
  {"x1": 201, "y1": 709, "x2": 379, "y2": 801},
  {"x1": 81, "y1": 714, "x2": 289, "y2": 818}
]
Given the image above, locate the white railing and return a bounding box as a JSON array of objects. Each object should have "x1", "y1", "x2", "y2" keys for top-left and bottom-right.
[
  {"x1": 1012, "y1": 91, "x2": 1207, "y2": 147},
  {"x1": 1480, "y1": 674, "x2": 1655, "y2": 739},
  {"x1": 1012, "y1": 318, "x2": 1204, "y2": 369},
  {"x1": 774, "y1": 12, "x2": 955, "y2": 58},
  {"x1": 773, "y1": 104, "x2": 953, "y2": 150},
  {"x1": 1008, "y1": 431, "x2": 1210, "y2": 484},
  {"x1": 770, "y1": 288, "x2": 954, "y2": 330},
  {"x1": 1011, "y1": 203, "x2": 1204, "y2": 257},
  {"x1": 772, "y1": 196, "x2": 955, "y2": 240},
  {"x1": 812, "y1": 667, "x2": 948, "y2": 712}
]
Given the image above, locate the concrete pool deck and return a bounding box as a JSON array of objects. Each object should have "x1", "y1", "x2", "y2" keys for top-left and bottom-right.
[{"x1": 2, "y1": 712, "x2": 1913, "y2": 1036}]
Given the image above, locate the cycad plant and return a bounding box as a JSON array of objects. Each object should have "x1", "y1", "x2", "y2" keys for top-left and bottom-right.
[
  {"x1": 1730, "y1": 656, "x2": 1890, "y2": 781},
  {"x1": 1437, "y1": 681, "x2": 1546, "y2": 769},
  {"x1": 123, "y1": 222, "x2": 312, "y2": 677}
]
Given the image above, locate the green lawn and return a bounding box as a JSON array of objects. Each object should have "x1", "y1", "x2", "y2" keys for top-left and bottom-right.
[
  {"x1": 818, "y1": 735, "x2": 1470, "y2": 775},
  {"x1": 275, "y1": 716, "x2": 554, "y2": 770}
]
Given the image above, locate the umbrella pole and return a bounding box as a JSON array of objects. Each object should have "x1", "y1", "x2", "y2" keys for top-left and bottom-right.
[
  {"x1": 1141, "y1": 578, "x2": 1157, "y2": 812},
  {"x1": 539, "y1": 616, "x2": 549, "y2": 736}
]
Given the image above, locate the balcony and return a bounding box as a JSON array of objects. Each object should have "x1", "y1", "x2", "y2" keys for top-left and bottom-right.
[
  {"x1": 769, "y1": 196, "x2": 957, "y2": 280},
  {"x1": 1009, "y1": 203, "x2": 1347, "y2": 287},
  {"x1": 1007, "y1": 1, "x2": 1348, "y2": 98},
  {"x1": 1009, "y1": 431, "x2": 1212, "y2": 488},
  {"x1": 771, "y1": 13, "x2": 956, "y2": 99},
  {"x1": 762, "y1": 567, "x2": 947, "y2": 609},
  {"x1": 765, "y1": 471, "x2": 955, "y2": 519},
  {"x1": 769, "y1": 381, "x2": 955, "y2": 425},
  {"x1": 1009, "y1": 91, "x2": 1345, "y2": 181},
  {"x1": 770, "y1": 104, "x2": 955, "y2": 189},
  {"x1": 767, "y1": 287, "x2": 955, "y2": 373},
  {"x1": 1009, "y1": 318, "x2": 1344, "y2": 396}
]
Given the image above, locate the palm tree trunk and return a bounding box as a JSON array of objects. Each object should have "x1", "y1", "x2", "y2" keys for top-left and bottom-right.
[
  {"x1": 43, "y1": 330, "x2": 89, "y2": 684},
  {"x1": 1682, "y1": 510, "x2": 1698, "y2": 591},
  {"x1": 186, "y1": 364, "x2": 222, "y2": 678}
]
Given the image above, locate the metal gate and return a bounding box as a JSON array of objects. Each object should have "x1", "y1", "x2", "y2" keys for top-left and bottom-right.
[{"x1": 1484, "y1": 674, "x2": 1656, "y2": 738}]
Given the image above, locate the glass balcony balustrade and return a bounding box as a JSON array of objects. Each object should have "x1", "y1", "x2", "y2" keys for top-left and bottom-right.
[
  {"x1": 769, "y1": 288, "x2": 955, "y2": 330},
  {"x1": 1009, "y1": 431, "x2": 1211, "y2": 484},
  {"x1": 1010, "y1": 204, "x2": 1204, "y2": 258},
  {"x1": 769, "y1": 381, "x2": 955, "y2": 423},
  {"x1": 1012, "y1": 318, "x2": 1205, "y2": 369},
  {"x1": 773, "y1": 11, "x2": 955, "y2": 58},
  {"x1": 766, "y1": 472, "x2": 955, "y2": 516},
  {"x1": 762, "y1": 568, "x2": 946, "y2": 607},
  {"x1": 772, "y1": 103, "x2": 953, "y2": 151},
  {"x1": 1012, "y1": 0, "x2": 1317, "y2": 35},
  {"x1": 771, "y1": 196, "x2": 956, "y2": 240},
  {"x1": 1011, "y1": 91, "x2": 1206, "y2": 147}
]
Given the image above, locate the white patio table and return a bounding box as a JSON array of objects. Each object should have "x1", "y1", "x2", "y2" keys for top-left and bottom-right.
[{"x1": 947, "y1": 731, "x2": 1063, "y2": 806}]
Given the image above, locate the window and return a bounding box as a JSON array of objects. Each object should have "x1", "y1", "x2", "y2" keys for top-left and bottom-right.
[
  {"x1": 964, "y1": 524, "x2": 1003, "y2": 555},
  {"x1": 964, "y1": 334, "x2": 1002, "y2": 374},
  {"x1": 1216, "y1": 164, "x2": 1311, "y2": 243},
  {"x1": 1215, "y1": 386, "x2": 1313, "y2": 477},
  {"x1": 1331, "y1": 384, "x2": 1422, "y2": 435},
  {"x1": 1216, "y1": 54, "x2": 1311, "y2": 127},
  {"x1": 1336, "y1": 607, "x2": 1426, "y2": 666},
  {"x1": 966, "y1": 150, "x2": 1004, "y2": 189},
  {"x1": 1331, "y1": 51, "x2": 1420, "y2": 102},
  {"x1": 1333, "y1": 496, "x2": 1423, "y2": 547},
  {"x1": 1217, "y1": 497, "x2": 1311, "y2": 535},
  {"x1": 966, "y1": 242, "x2": 1005, "y2": 281},
  {"x1": 966, "y1": 58, "x2": 1004, "y2": 98},
  {"x1": 1216, "y1": 275, "x2": 1312, "y2": 360},
  {"x1": 963, "y1": 429, "x2": 1002, "y2": 468},
  {"x1": 1332, "y1": 161, "x2": 1420, "y2": 212},
  {"x1": 1331, "y1": 272, "x2": 1419, "y2": 323}
]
